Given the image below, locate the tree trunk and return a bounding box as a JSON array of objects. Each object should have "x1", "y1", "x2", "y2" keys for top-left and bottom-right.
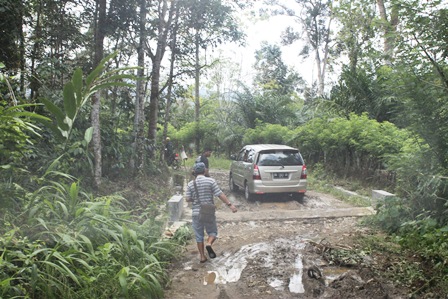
[
  {"x1": 131, "y1": 0, "x2": 147, "y2": 172},
  {"x1": 162, "y1": 5, "x2": 179, "y2": 147},
  {"x1": 19, "y1": 2, "x2": 25, "y2": 94},
  {"x1": 30, "y1": 0, "x2": 42, "y2": 100},
  {"x1": 91, "y1": 0, "x2": 106, "y2": 189},
  {"x1": 147, "y1": 0, "x2": 174, "y2": 142},
  {"x1": 377, "y1": 0, "x2": 399, "y2": 61},
  {"x1": 194, "y1": 30, "x2": 201, "y2": 153}
]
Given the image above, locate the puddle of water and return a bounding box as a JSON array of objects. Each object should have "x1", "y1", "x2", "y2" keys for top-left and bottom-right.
[
  {"x1": 268, "y1": 277, "x2": 284, "y2": 291},
  {"x1": 203, "y1": 271, "x2": 217, "y2": 285},
  {"x1": 289, "y1": 255, "x2": 305, "y2": 293},
  {"x1": 206, "y1": 237, "x2": 306, "y2": 295},
  {"x1": 213, "y1": 243, "x2": 270, "y2": 284}
]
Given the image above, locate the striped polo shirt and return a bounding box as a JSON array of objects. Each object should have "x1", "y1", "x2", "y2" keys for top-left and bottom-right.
[{"x1": 186, "y1": 175, "x2": 223, "y2": 216}]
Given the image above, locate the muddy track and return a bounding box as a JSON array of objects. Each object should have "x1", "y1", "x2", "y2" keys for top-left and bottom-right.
[{"x1": 164, "y1": 169, "x2": 407, "y2": 299}]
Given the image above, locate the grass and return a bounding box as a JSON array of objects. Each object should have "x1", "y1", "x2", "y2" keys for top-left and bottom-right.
[
  {"x1": 307, "y1": 174, "x2": 371, "y2": 206},
  {"x1": 0, "y1": 170, "x2": 192, "y2": 299},
  {"x1": 180, "y1": 155, "x2": 232, "y2": 172}
]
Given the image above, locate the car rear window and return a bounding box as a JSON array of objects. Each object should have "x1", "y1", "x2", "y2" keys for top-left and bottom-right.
[{"x1": 257, "y1": 150, "x2": 304, "y2": 166}]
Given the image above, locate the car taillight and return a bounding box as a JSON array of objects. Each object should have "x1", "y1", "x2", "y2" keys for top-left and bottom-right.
[
  {"x1": 253, "y1": 165, "x2": 261, "y2": 180},
  {"x1": 300, "y1": 164, "x2": 307, "y2": 179}
]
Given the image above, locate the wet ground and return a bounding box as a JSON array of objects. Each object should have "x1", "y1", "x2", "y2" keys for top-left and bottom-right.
[{"x1": 164, "y1": 170, "x2": 408, "y2": 299}]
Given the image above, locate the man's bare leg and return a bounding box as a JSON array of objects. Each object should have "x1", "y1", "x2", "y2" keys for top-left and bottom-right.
[
  {"x1": 206, "y1": 235, "x2": 216, "y2": 247},
  {"x1": 205, "y1": 236, "x2": 217, "y2": 258},
  {"x1": 197, "y1": 242, "x2": 207, "y2": 262}
]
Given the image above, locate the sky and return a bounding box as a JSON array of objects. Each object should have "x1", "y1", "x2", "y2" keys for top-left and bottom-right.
[{"x1": 216, "y1": 2, "x2": 316, "y2": 86}]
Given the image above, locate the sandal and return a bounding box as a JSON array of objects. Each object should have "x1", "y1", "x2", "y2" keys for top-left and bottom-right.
[{"x1": 206, "y1": 245, "x2": 216, "y2": 259}]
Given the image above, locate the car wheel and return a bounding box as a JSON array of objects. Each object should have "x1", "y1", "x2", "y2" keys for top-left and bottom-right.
[
  {"x1": 229, "y1": 175, "x2": 239, "y2": 192},
  {"x1": 245, "y1": 183, "x2": 255, "y2": 202},
  {"x1": 293, "y1": 193, "x2": 305, "y2": 202}
]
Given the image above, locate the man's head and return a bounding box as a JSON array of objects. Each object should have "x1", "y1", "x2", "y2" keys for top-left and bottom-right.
[
  {"x1": 203, "y1": 147, "x2": 212, "y2": 157},
  {"x1": 194, "y1": 162, "x2": 206, "y2": 175}
]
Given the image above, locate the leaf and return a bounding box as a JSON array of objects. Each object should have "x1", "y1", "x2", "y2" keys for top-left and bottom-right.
[
  {"x1": 44, "y1": 155, "x2": 65, "y2": 175},
  {"x1": 99, "y1": 73, "x2": 137, "y2": 82},
  {"x1": 117, "y1": 267, "x2": 129, "y2": 296},
  {"x1": 72, "y1": 68, "x2": 83, "y2": 106},
  {"x1": 78, "y1": 234, "x2": 94, "y2": 255},
  {"x1": 69, "y1": 182, "x2": 78, "y2": 203},
  {"x1": 39, "y1": 119, "x2": 64, "y2": 140},
  {"x1": 85, "y1": 51, "x2": 118, "y2": 88},
  {"x1": 85, "y1": 65, "x2": 103, "y2": 89},
  {"x1": 40, "y1": 260, "x2": 80, "y2": 286},
  {"x1": 36, "y1": 218, "x2": 49, "y2": 230},
  {"x1": 12, "y1": 111, "x2": 50, "y2": 122},
  {"x1": 90, "y1": 82, "x2": 134, "y2": 93},
  {"x1": 40, "y1": 98, "x2": 66, "y2": 127},
  {"x1": 63, "y1": 82, "x2": 77, "y2": 119},
  {"x1": 84, "y1": 127, "x2": 93, "y2": 144}
]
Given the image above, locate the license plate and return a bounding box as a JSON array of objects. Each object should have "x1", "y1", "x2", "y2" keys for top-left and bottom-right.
[{"x1": 273, "y1": 173, "x2": 288, "y2": 179}]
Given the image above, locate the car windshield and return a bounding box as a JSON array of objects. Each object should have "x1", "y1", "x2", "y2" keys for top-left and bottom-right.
[{"x1": 257, "y1": 150, "x2": 304, "y2": 166}]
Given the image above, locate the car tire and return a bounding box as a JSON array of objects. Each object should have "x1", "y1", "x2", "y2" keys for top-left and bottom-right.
[
  {"x1": 245, "y1": 183, "x2": 255, "y2": 202},
  {"x1": 293, "y1": 193, "x2": 305, "y2": 202},
  {"x1": 229, "y1": 175, "x2": 239, "y2": 192}
]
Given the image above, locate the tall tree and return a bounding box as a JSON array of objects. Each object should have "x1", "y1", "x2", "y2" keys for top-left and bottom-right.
[
  {"x1": 0, "y1": 0, "x2": 23, "y2": 71},
  {"x1": 179, "y1": 0, "x2": 244, "y2": 152},
  {"x1": 269, "y1": 0, "x2": 333, "y2": 96},
  {"x1": 376, "y1": 0, "x2": 399, "y2": 61},
  {"x1": 146, "y1": 0, "x2": 176, "y2": 143},
  {"x1": 91, "y1": 0, "x2": 107, "y2": 188},
  {"x1": 162, "y1": 3, "x2": 181, "y2": 146},
  {"x1": 392, "y1": 0, "x2": 448, "y2": 167},
  {"x1": 131, "y1": 0, "x2": 148, "y2": 171},
  {"x1": 333, "y1": 0, "x2": 376, "y2": 73},
  {"x1": 253, "y1": 42, "x2": 303, "y2": 96}
]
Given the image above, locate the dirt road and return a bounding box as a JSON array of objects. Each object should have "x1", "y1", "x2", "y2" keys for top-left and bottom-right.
[{"x1": 164, "y1": 170, "x2": 407, "y2": 299}]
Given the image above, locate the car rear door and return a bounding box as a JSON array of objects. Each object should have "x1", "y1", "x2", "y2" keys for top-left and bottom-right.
[{"x1": 256, "y1": 149, "x2": 304, "y2": 187}]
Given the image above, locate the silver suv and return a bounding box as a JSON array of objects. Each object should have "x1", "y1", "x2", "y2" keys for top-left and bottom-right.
[{"x1": 229, "y1": 144, "x2": 307, "y2": 201}]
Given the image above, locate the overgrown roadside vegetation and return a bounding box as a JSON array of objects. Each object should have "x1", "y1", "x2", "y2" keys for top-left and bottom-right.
[
  {"x1": 0, "y1": 61, "x2": 192, "y2": 298},
  {"x1": 0, "y1": 170, "x2": 193, "y2": 298},
  {"x1": 309, "y1": 167, "x2": 448, "y2": 298}
]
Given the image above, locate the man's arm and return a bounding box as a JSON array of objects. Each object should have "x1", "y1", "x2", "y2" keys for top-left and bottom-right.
[{"x1": 218, "y1": 193, "x2": 237, "y2": 213}]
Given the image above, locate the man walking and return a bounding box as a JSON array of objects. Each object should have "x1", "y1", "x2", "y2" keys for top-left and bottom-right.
[
  {"x1": 195, "y1": 148, "x2": 212, "y2": 177},
  {"x1": 186, "y1": 162, "x2": 237, "y2": 263}
]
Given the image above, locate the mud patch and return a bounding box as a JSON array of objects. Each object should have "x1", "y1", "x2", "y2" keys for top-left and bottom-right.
[{"x1": 164, "y1": 170, "x2": 409, "y2": 299}]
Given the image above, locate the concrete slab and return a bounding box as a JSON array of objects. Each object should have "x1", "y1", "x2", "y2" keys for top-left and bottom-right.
[
  {"x1": 168, "y1": 194, "x2": 184, "y2": 222},
  {"x1": 180, "y1": 206, "x2": 375, "y2": 223},
  {"x1": 371, "y1": 189, "x2": 395, "y2": 206}
]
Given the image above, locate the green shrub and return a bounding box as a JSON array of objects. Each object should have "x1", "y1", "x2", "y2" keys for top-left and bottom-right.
[
  {"x1": 243, "y1": 122, "x2": 294, "y2": 145},
  {"x1": 0, "y1": 173, "x2": 184, "y2": 299}
]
